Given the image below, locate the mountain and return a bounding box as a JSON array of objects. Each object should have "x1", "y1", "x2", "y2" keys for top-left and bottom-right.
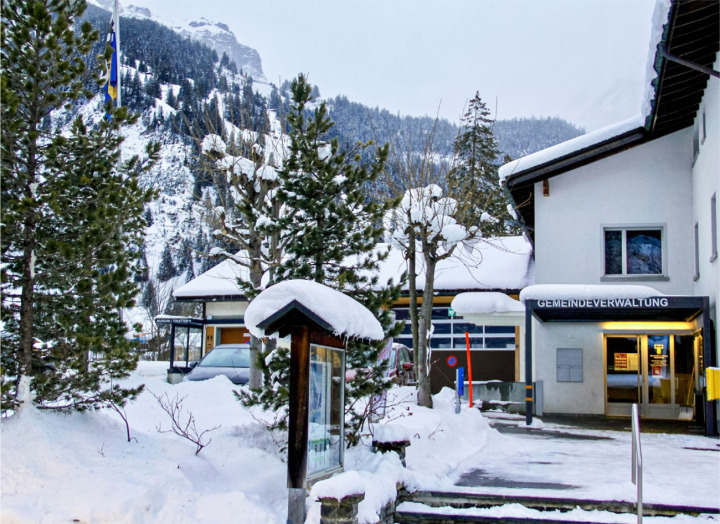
[
  {"x1": 72, "y1": 4, "x2": 583, "y2": 340},
  {"x1": 176, "y1": 18, "x2": 265, "y2": 81}
]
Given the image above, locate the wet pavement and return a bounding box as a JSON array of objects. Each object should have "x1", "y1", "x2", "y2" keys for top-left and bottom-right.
[{"x1": 449, "y1": 411, "x2": 720, "y2": 508}]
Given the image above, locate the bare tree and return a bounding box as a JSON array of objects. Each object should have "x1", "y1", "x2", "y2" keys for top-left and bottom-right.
[
  {"x1": 380, "y1": 96, "x2": 513, "y2": 407},
  {"x1": 197, "y1": 104, "x2": 289, "y2": 388}
]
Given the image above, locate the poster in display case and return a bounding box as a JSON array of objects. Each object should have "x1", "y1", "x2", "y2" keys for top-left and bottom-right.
[{"x1": 307, "y1": 343, "x2": 345, "y2": 479}]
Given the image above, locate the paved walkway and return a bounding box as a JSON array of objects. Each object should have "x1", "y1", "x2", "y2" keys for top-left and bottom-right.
[{"x1": 448, "y1": 411, "x2": 720, "y2": 510}]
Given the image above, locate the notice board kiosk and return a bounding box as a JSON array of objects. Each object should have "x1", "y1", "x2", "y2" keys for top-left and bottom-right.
[{"x1": 244, "y1": 280, "x2": 385, "y2": 524}]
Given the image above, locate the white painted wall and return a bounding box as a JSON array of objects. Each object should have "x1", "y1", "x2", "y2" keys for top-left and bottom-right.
[
  {"x1": 692, "y1": 56, "x2": 720, "y2": 432},
  {"x1": 533, "y1": 128, "x2": 695, "y2": 296}
]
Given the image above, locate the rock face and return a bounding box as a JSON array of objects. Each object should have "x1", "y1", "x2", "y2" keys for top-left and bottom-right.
[{"x1": 180, "y1": 18, "x2": 265, "y2": 80}]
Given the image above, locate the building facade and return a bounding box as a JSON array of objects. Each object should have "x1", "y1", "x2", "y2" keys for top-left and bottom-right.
[{"x1": 502, "y1": 0, "x2": 719, "y2": 435}]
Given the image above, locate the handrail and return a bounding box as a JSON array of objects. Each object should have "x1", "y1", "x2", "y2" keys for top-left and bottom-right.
[{"x1": 631, "y1": 403, "x2": 643, "y2": 523}]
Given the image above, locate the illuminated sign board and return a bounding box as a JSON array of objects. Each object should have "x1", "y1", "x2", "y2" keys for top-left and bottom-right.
[{"x1": 536, "y1": 298, "x2": 669, "y2": 309}]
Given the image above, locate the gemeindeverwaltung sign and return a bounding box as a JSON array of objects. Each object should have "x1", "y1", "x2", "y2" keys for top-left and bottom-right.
[{"x1": 535, "y1": 297, "x2": 670, "y2": 309}]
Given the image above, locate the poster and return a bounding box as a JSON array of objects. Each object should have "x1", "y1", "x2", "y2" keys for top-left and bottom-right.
[
  {"x1": 614, "y1": 353, "x2": 638, "y2": 371},
  {"x1": 307, "y1": 344, "x2": 344, "y2": 478}
]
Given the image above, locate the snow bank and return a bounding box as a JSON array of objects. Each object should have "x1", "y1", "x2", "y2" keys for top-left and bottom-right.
[
  {"x1": 451, "y1": 292, "x2": 524, "y2": 315},
  {"x1": 244, "y1": 279, "x2": 384, "y2": 341},
  {"x1": 1, "y1": 363, "x2": 287, "y2": 524},
  {"x1": 519, "y1": 284, "x2": 664, "y2": 303}
]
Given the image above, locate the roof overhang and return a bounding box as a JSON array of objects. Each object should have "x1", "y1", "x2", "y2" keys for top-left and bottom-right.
[
  {"x1": 503, "y1": 0, "x2": 719, "y2": 243},
  {"x1": 526, "y1": 296, "x2": 707, "y2": 323}
]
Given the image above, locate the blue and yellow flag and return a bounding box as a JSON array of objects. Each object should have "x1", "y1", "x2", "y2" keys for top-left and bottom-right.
[{"x1": 104, "y1": 24, "x2": 117, "y2": 102}]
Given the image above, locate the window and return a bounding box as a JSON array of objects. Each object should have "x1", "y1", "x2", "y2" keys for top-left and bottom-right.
[
  {"x1": 604, "y1": 227, "x2": 663, "y2": 276},
  {"x1": 694, "y1": 223, "x2": 700, "y2": 281},
  {"x1": 557, "y1": 348, "x2": 583, "y2": 382},
  {"x1": 392, "y1": 306, "x2": 516, "y2": 351},
  {"x1": 693, "y1": 122, "x2": 700, "y2": 163},
  {"x1": 712, "y1": 193, "x2": 718, "y2": 262}
]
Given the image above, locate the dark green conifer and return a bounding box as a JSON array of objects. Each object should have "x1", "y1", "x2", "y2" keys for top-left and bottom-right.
[
  {"x1": 241, "y1": 75, "x2": 404, "y2": 443},
  {"x1": 1, "y1": 0, "x2": 159, "y2": 412}
]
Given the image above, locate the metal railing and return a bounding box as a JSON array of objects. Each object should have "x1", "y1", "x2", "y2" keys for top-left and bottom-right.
[{"x1": 631, "y1": 403, "x2": 643, "y2": 523}]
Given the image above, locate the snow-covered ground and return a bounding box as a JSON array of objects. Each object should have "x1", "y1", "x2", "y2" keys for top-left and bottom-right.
[{"x1": 2, "y1": 362, "x2": 718, "y2": 523}]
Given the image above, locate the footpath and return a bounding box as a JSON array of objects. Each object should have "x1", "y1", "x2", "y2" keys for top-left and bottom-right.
[{"x1": 394, "y1": 412, "x2": 720, "y2": 523}]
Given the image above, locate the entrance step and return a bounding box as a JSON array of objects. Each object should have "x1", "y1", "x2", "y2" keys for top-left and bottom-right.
[{"x1": 394, "y1": 490, "x2": 720, "y2": 523}]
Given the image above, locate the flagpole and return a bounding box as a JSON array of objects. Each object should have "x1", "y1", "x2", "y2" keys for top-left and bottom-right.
[{"x1": 114, "y1": 0, "x2": 121, "y2": 109}]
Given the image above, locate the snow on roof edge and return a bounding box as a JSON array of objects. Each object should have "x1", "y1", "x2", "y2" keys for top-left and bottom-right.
[
  {"x1": 498, "y1": 115, "x2": 646, "y2": 184},
  {"x1": 499, "y1": 0, "x2": 673, "y2": 185},
  {"x1": 519, "y1": 284, "x2": 665, "y2": 303}
]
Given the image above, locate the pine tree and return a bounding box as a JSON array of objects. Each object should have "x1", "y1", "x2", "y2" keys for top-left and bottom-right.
[
  {"x1": 156, "y1": 244, "x2": 178, "y2": 282},
  {"x1": 450, "y1": 92, "x2": 520, "y2": 235},
  {"x1": 1, "y1": 0, "x2": 159, "y2": 412},
  {"x1": 249, "y1": 74, "x2": 403, "y2": 442}
]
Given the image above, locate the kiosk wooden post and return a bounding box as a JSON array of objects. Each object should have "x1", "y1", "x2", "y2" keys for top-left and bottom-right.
[{"x1": 254, "y1": 301, "x2": 349, "y2": 524}]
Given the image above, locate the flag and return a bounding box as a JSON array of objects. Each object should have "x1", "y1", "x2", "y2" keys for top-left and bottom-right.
[
  {"x1": 104, "y1": 22, "x2": 118, "y2": 104},
  {"x1": 103, "y1": 2, "x2": 120, "y2": 119}
]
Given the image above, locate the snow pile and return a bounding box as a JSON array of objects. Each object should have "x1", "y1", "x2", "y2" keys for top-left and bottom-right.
[
  {"x1": 244, "y1": 279, "x2": 384, "y2": 341},
  {"x1": 452, "y1": 292, "x2": 525, "y2": 315},
  {"x1": 520, "y1": 283, "x2": 664, "y2": 303},
  {"x1": 1, "y1": 365, "x2": 287, "y2": 524},
  {"x1": 3, "y1": 363, "x2": 718, "y2": 523}
]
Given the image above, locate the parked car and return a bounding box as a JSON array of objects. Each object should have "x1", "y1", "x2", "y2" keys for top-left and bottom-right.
[
  {"x1": 184, "y1": 343, "x2": 250, "y2": 385},
  {"x1": 386, "y1": 343, "x2": 415, "y2": 385}
]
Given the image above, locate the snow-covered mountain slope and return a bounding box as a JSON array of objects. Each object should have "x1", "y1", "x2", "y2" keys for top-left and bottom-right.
[{"x1": 90, "y1": 0, "x2": 265, "y2": 81}]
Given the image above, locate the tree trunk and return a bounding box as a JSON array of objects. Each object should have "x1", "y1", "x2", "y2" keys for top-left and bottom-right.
[
  {"x1": 407, "y1": 240, "x2": 419, "y2": 371},
  {"x1": 248, "y1": 258, "x2": 264, "y2": 389},
  {"x1": 416, "y1": 256, "x2": 436, "y2": 408},
  {"x1": 19, "y1": 151, "x2": 39, "y2": 391}
]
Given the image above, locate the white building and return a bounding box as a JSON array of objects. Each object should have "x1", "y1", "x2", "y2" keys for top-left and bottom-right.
[{"x1": 500, "y1": 0, "x2": 719, "y2": 435}]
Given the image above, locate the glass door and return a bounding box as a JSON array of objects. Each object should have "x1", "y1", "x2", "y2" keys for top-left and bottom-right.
[
  {"x1": 605, "y1": 333, "x2": 697, "y2": 419},
  {"x1": 606, "y1": 336, "x2": 641, "y2": 416},
  {"x1": 644, "y1": 335, "x2": 675, "y2": 418}
]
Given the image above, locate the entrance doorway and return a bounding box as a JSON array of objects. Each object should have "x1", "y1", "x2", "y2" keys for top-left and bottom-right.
[{"x1": 605, "y1": 334, "x2": 697, "y2": 419}]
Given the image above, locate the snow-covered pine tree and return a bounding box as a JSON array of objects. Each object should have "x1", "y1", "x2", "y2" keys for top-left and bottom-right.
[
  {"x1": 261, "y1": 74, "x2": 403, "y2": 443},
  {"x1": 1, "y1": 0, "x2": 159, "y2": 412},
  {"x1": 450, "y1": 92, "x2": 520, "y2": 235}
]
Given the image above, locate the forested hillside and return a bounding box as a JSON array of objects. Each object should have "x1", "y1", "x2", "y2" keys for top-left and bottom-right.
[{"x1": 73, "y1": 4, "x2": 583, "y2": 344}]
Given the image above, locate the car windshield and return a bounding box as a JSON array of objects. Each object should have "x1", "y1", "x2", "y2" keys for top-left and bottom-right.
[{"x1": 199, "y1": 347, "x2": 250, "y2": 368}]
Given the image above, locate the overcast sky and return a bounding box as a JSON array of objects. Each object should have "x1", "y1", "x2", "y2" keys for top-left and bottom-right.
[{"x1": 125, "y1": 0, "x2": 659, "y2": 131}]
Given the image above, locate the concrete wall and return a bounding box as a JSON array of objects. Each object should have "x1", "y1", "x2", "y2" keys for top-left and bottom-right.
[
  {"x1": 532, "y1": 321, "x2": 606, "y2": 415},
  {"x1": 534, "y1": 128, "x2": 695, "y2": 296}
]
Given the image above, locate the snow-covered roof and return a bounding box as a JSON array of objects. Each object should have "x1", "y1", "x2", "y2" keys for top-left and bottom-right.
[
  {"x1": 244, "y1": 280, "x2": 384, "y2": 341},
  {"x1": 174, "y1": 236, "x2": 534, "y2": 301},
  {"x1": 499, "y1": 0, "x2": 672, "y2": 184},
  {"x1": 498, "y1": 115, "x2": 645, "y2": 184},
  {"x1": 173, "y1": 257, "x2": 250, "y2": 299},
  {"x1": 519, "y1": 284, "x2": 664, "y2": 303},
  {"x1": 451, "y1": 292, "x2": 524, "y2": 315},
  {"x1": 379, "y1": 237, "x2": 534, "y2": 293}
]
